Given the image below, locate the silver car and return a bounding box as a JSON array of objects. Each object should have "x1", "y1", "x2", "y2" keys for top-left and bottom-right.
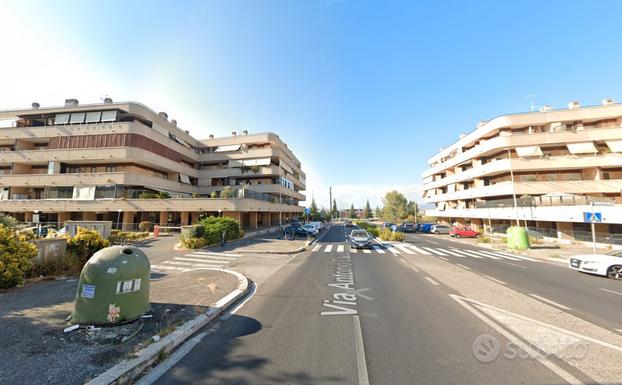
[
  {"x1": 348, "y1": 229, "x2": 372, "y2": 249},
  {"x1": 431, "y1": 224, "x2": 451, "y2": 235}
]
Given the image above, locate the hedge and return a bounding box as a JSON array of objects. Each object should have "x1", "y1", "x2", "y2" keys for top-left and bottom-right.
[
  {"x1": 0, "y1": 224, "x2": 37, "y2": 289},
  {"x1": 180, "y1": 216, "x2": 243, "y2": 249}
]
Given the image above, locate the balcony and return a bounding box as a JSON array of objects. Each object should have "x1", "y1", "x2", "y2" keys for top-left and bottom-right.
[
  {"x1": 0, "y1": 172, "x2": 196, "y2": 194},
  {"x1": 198, "y1": 184, "x2": 305, "y2": 201},
  {"x1": 426, "y1": 179, "x2": 622, "y2": 202},
  {"x1": 423, "y1": 125, "x2": 622, "y2": 178}
]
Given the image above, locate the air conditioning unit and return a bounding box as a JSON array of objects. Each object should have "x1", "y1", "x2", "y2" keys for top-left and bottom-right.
[
  {"x1": 568, "y1": 101, "x2": 580, "y2": 109},
  {"x1": 65, "y1": 98, "x2": 79, "y2": 107},
  {"x1": 539, "y1": 105, "x2": 552, "y2": 112},
  {"x1": 602, "y1": 97, "x2": 615, "y2": 106}
]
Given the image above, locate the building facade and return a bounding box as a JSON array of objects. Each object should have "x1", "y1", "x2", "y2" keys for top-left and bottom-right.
[
  {"x1": 422, "y1": 99, "x2": 622, "y2": 243},
  {"x1": 0, "y1": 99, "x2": 305, "y2": 230}
]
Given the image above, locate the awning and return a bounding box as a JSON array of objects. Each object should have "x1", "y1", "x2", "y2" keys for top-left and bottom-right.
[
  {"x1": 606, "y1": 140, "x2": 622, "y2": 153},
  {"x1": 0, "y1": 188, "x2": 9, "y2": 200},
  {"x1": 174, "y1": 136, "x2": 192, "y2": 149},
  {"x1": 179, "y1": 174, "x2": 191, "y2": 184},
  {"x1": 72, "y1": 186, "x2": 96, "y2": 200},
  {"x1": 567, "y1": 142, "x2": 597, "y2": 154},
  {"x1": 515, "y1": 146, "x2": 543, "y2": 157},
  {"x1": 244, "y1": 158, "x2": 271, "y2": 166},
  {"x1": 280, "y1": 160, "x2": 293, "y2": 174},
  {"x1": 100, "y1": 110, "x2": 118, "y2": 122},
  {"x1": 0, "y1": 117, "x2": 19, "y2": 128},
  {"x1": 84, "y1": 111, "x2": 102, "y2": 123},
  {"x1": 69, "y1": 112, "x2": 86, "y2": 124},
  {"x1": 437, "y1": 202, "x2": 446, "y2": 211},
  {"x1": 447, "y1": 184, "x2": 456, "y2": 193},
  {"x1": 54, "y1": 113, "x2": 70, "y2": 125},
  {"x1": 214, "y1": 144, "x2": 241, "y2": 152},
  {"x1": 229, "y1": 159, "x2": 244, "y2": 167}
]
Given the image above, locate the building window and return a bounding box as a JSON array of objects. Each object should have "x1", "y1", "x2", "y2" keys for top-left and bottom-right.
[{"x1": 106, "y1": 166, "x2": 117, "y2": 173}]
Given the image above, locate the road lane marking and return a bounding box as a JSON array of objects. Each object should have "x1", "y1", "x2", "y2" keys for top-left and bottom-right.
[
  {"x1": 449, "y1": 295, "x2": 584, "y2": 385},
  {"x1": 164, "y1": 261, "x2": 222, "y2": 268},
  {"x1": 192, "y1": 251, "x2": 242, "y2": 257},
  {"x1": 601, "y1": 288, "x2": 622, "y2": 296},
  {"x1": 405, "y1": 244, "x2": 431, "y2": 255},
  {"x1": 352, "y1": 315, "x2": 370, "y2": 385},
  {"x1": 440, "y1": 249, "x2": 466, "y2": 257},
  {"x1": 410, "y1": 265, "x2": 420, "y2": 272},
  {"x1": 438, "y1": 256, "x2": 449, "y2": 262},
  {"x1": 324, "y1": 245, "x2": 333, "y2": 252},
  {"x1": 395, "y1": 244, "x2": 415, "y2": 254},
  {"x1": 188, "y1": 253, "x2": 238, "y2": 260},
  {"x1": 461, "y1": 250, "x2": 502, "y2": 259},
  {"x1": 450, "y1": 249, "x2": 485, "y2": 259},
  {"x1": 481, "y1": 251, "x2": 540, "y2": 262},
  {"x1": 312, "y1": 244, "x2": 321, "y2": 252},
  {"x1": 363, "y1": 249, "x2": 372, "y2": 254},
  {"x1": 425, "y1": 239, "x2": 440, "y2": 245},
  {"x1": 151, "y1": 265, "x2": 189, "y2": 271},
  {"x1": 350, "y1": 247, "x2": 358, "y2": 253},
  {"x1": 456, "y1": 263, "x2": 471, "y2": 271},
  {"x1": 372, "y1": 245, "x2": 385, "y2": 254},
  {"x1": 386, "y1": 245, "x2": 400, "y2": 254},
  {"x1": 424, "y1": 276, "x2": 440, "y2": 286},
  {"x1": 500, "y1": 261, "x2": 528, "y2": 269},
  {"x1": 483, "y1": 275, "x2": 506, "y2": 285},
  {"x1": 423, "y1": 247, "x2": 446, "y2": 256},
  {"x1": 337, "y1": 245, "x2": 344, "y2": 253},
  {"x1": 174, "y1": 257, "x2": 229, "y2": 264},
  {"x1": 528, "y1": 294, "x2": 572, "y2": 311},
  {"x1": 470, "y1": 250, "x2": 521, "y2": 261}
]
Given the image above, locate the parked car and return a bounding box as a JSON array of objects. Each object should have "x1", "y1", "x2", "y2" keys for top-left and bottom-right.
[
  {"x1": 401, "y1": 223, "x2": 416, "y2": 233},
  {"x1": 283, "y1": 225, "x2": 310, "y2": 237},
  {"x1": 348, "y1": 229, "x2": 372, "y2": 249},
  {"x1": 382, "y1": 222, "x2": 395, "y2": 230},
  {"x1": 301, "y1": 224, "x2": 319, "y2": 236},
  {"x1": 430, "y1": 224, "x2": 451, "y2": 235},
  {"x1": 449, "y1": 227, "x2": 480, "y2": 238},
  {"x1": 309, "y1": 221, "x2": 324, "y2": 231},
  {"x1": 568, "y1": 250, "x2": 622, "y2": 280},
  {"x1": 419, "y1": 223, "x2": 434, "y2": 233},
  {"x1": 345, "y1": 220, "x2": 354, "y2": 227}
]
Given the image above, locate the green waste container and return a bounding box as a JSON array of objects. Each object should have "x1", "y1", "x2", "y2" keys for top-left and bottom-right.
[
  {"x1": 71, "y1": 246, "x2": 150, "y2": 325},
  {"x1": 506, "y1": 226, "x2": 530, "y2": 250}
]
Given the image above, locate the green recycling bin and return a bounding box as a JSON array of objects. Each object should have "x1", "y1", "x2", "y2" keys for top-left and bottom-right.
[
  {"x1": 71, "y1": 246, "x2": 150, "y2": 325},
  {"x1": 506, "y1": 226, "x2": 530, "y2": 250}
]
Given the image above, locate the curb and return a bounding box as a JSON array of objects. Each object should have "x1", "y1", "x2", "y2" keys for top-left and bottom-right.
[
  {"x1": 235, "y1": 246, "x2": 307, "y2": 255},
  {"x1": 85, "y1": 268, "x2": 251, "y2": 385}
]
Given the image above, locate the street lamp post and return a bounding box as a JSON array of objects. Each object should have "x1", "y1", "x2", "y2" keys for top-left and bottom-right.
[
  {"x1": 218, "y1": 209, "x2": 222, "y2": 218},
  {"x1": 117, "y1": 209, "x2": 122, "y2": 230}
]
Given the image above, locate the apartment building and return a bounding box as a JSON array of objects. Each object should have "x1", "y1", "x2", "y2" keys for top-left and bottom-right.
[
  {"x1": 0, "y1": 99, "x2": 305, "y2": 230},
  {"x1": 422, "y1": 98, "x2": 622, "y2": 243}
]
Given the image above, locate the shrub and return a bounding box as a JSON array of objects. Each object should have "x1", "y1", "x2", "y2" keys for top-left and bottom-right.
[
  {"x1": 220, "y1": 186, "x2": 234, "y2": 199},
  {"x1": 138, "y1": 221, "x2": 152, "y2": 232},
  {"x1": 378, "y1": 228, "x2": 404, "y2": 242},
  {"x1": 67, "y1": 227, "x2": 110, "y2": 267},
  {"x1": 179, "y1": 233, "x2": 207, "y2": 249},
  {"x1": 209, "y1": 191, "x2": 218, "y2": 198},
  {"x1": 109, "y1": 231, "x2": 149, "y2": 244},
  {"x1": 392, "y1": 231, "x2": 405, "y2": 242},
  {"x1": 0, "y1": 214, "x2": 18, "y2": 228},
  {"x1": 180, "y1": 217, "x2": 243, "y2": 249},
  {"x1": 138, "y1": 191, "x2": 170, "y2": 199},
  {"x1": 0, "y1": 224, "x2": 37, "y2": 289},
  {"x1": 199, "y1": 216, "x2": 242, "y2": 240},
  {"x1": 477, "y1": 235, "x2": 491, "y2": 243}
]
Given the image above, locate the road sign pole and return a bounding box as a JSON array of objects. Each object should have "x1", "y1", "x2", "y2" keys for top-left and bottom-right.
[{"x1": 591, "y1": 201, "x2": 596, "y2": 255}]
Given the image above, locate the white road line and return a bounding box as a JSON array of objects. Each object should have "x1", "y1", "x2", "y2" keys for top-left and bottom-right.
[
  {"x1": 164, "y1": 261, "x2": 222, "y2": 268},
  {"x1": 449, "y1": 295, "x2": 584, "y2": 385},
  {"x1": 192, "y1": 251, "x2": 242, "y2": 257},
  {"x1": 491, "y1": 250, "x2": 536, "y2": 261},
  {"x1": 404, "y1": 244, "x2": 431, "y2": 255},
  {"x1": 424, "y1": 276, "x2": 440, "y2": 286},
  {"x1": 372, "y1": 245, "x2": 385, "y2": 254},
  {"x1": 480, "y1": 250, "x2": 540, "y2": 262},
  {"x1": 439, "y1": 249, "x2": 465, "y2": 257},
  {"x1": 350, "y1": 247, "x2": 358, "y2": 253},
  {"x1": 363, "y1": 249, "x2": 372, "y2": 254},
  {"x1": 312, "y1": 244, "x2": 321, "y2": 252},
  {"x1": 484, "y1": 275, "x2": 506, "y2": 285},
  {"x1": 438, "y1": 256, "x2": 449, "y2": 262},
  {"x1": 423, "y1": 247, "x2": 446, "y2": 256},
  {"x1": 174, "y1": 257, "x2": 229, "y2": 264},
  {"x1": 410, "y1": 265, "x2": 420, "y2": 272},
  {"x1": 469, "y1": 249, "x2": 518, "y2": 260},
  {"x1": 151, "y1": 265, "x2": 189, "y2": 271},
  {"x1": 352, "y1": 315, "x2": 370, "y2": 385},
  {"x1": 501, "y1": 261, "x2": 528, "y2": 269},
  {"x1": 324, "y1": 245, "x2": 333, "y2": 252},
  {"x1": 187, "y1": 253, "x2": 238, "y2": 260},
  {"x1": 528, "y1": 294, "x2": 572, "y2": 311},
  {"x1": 450, "y1": 249, "x2": 485, "y2": 259},
  {"x1": 425, "y1": 239, "x2": 440, "y2": 245},
  {"x1": 395, "y1": 244, "x2": 415, "y2": 254},
  {"x1": 456, "y1": 263, "x2": 471, "y2": 271},
  {"x1": 337, "y1": 245, "x2": 345, "y2": 253},
  {"x1": 601, "y1": 288, "x2": 622, "y2": 296},
  {"x1": 386, "y1": 245, "x2": 400, "y2": 254},
  {"x1": 462, "y1": 249, "x2": 503, "y2": 260}
]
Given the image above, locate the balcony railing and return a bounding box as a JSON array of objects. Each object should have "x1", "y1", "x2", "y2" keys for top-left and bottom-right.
[{"x1": 474, "y1": 195, "x2": 616, "y2": 209}]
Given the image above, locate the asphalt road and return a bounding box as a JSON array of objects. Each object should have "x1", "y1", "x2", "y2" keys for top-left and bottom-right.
[
  {"x1": 404, "y1": 232, "x2": 622, "y2": 334},
  {"x1": 145, "y1": 225, "x2": 573, "y2": 385}
]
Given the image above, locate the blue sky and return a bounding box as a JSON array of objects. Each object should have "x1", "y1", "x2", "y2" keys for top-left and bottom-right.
[{"x1": 2, "y1": 0, "x2": 622, "y2": 209}]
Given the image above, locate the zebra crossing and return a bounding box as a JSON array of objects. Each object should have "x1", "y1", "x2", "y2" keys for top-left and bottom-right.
[
  {"x1": 311, "y1": 242, "x2": 540, "y2": 263},
  {"x1": 151, "y1": 250, "x2": 243, "y2": 272}
]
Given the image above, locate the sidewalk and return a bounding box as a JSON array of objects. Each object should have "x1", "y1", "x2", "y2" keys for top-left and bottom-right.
[{"x1": 0, "y1": 269, "x2": 239, "y2": 385}]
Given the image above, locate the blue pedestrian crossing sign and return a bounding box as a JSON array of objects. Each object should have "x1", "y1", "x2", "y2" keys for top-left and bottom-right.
[
  {"x1": 583, "y1": 212, "x2": 602, "y2": 223},
  {"x1": 304, "y1": 207, "x2": 311, "y2": 215}
]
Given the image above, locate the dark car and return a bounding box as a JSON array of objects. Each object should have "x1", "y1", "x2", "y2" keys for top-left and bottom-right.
[
  {"x1": 382, "y1": 222, "x2": 395, "y2": 230},
  {"x1": 401, "y1": 222, "x2": 416, "y2": 233},
  {"x1": 283, "y1": 225, "x2": 310, "y2": 238},
  {"x1": 348, "y1": 229, "x2": 372, "y2": 249},
  {"x1": 419, "y1": 223, "x2": 434, "y2": 233}
]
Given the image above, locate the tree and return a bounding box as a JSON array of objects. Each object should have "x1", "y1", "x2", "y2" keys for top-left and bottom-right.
[
  {"x1": 374, "y1": 205, "x2": 382, "y2": 219},
  {"x1": 363, "y1": 200, "x2": 372, "y2": 219},
  {"x1": 349, "y1": 204, "x2": 356, "y2": 218},
  {"x1": 310, "y1": 198, "x2": 319, "y2": 220},
  {"x1": 332, "y1": 199, "x2": 338, "y2": 218},
  {"x1": 382, "y1": 191, "x2": 408, "y2": 222},
  {"x1": 406, "y1": 200, "x2": 418, "y2": 222}
]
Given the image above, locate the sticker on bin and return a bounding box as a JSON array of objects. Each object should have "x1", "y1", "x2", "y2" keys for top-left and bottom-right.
[
  {"x1": 81, "y1": 284, "x2": 96, "y2": 299},
  {"x1": 116, "y1": 278, "x2": 141, "y2": 294}
]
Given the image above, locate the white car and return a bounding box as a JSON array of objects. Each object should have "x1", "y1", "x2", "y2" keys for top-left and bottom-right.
[
  {"x1": 301, "y1": 224, "x2": 319, "y2": 236},
  {"x1": 568, "y1": 250, "x2": 622, "y2": 280}
]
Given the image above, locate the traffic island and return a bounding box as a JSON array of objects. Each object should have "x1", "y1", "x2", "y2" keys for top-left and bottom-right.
[{"x1": 0, "y1": 268, "x2": 248, "y2": 385}]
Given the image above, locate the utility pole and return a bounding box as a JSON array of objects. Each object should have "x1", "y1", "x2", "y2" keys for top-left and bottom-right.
[{"x1": 329, "y1": 186, "x2": 332, "y2": 219}]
